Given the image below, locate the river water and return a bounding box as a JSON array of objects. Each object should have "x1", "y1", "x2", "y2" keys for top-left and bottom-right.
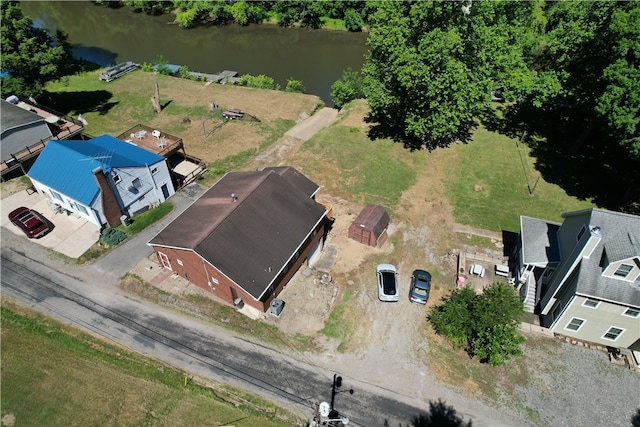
[{"x1": 20, "y1": 1, "x2": 369, "y2": 104}]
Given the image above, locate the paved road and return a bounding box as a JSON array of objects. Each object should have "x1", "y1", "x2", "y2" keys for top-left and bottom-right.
[{"x1": 1, "y1": 238, "x2": 431, "y2": 426}]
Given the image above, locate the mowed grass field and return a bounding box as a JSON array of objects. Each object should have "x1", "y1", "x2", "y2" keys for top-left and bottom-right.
[
  {"x1": 2, "y1": 70, "x2": 598, "y2": 425},
  {"x1": 0, "y1": 302, "x2": 301, "y2": 426}
]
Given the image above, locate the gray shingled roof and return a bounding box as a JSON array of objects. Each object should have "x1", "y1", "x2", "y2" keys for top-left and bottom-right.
[
  {"x1": 148, "y1": 167, "x2": 326, "y2": 300},
  {"x1": 520, "y1": 216, "x2": 561, "y2": 265},
  {"x1": 570, "y1": 209, "x2": 640, "y2": 307},
  {"x1": 0, "y1": 99, "x2": 44, "y2": 133}
]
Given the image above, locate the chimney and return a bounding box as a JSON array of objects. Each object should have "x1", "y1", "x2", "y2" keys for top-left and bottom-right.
[{"x1": 92, "y1": 166, "x2": 123, "y2": 227}]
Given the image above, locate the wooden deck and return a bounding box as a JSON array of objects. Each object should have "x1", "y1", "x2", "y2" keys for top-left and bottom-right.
[
  {"x1": 1, "y1": 102, "x2": 84, "y2": 180},
  {"x1": 115, "y1": 124, "x2": 206, "y2": 189},
  {"x1": 116, "y1": 125, "x2": 183, "y2": 157}
]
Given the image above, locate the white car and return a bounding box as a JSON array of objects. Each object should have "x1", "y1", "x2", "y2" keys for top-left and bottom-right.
[{"x1": 377, "y1": 263, "x2": 399, "y2": 302}]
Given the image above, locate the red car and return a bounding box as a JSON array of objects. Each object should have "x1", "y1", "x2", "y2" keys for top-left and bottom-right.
[{"x1": 8, "y1": 207, "x2": 52, "y2": 239}]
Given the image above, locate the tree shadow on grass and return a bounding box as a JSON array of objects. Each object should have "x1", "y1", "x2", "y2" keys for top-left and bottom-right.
[
  {"x1": 39, "y1": 90, "x2": 118, "y2": 117},
  {"x1": 480, "y1": 103, "x2": 639, "y2": 212}
]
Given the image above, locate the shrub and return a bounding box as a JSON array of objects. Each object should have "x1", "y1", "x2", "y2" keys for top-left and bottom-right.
[
  {"x1": 101, "y1": 227, "x2": 126, "y2": 246},
  {"x1": 344, "y1": 9, "x2": 364, "y2": 32},
  {"x1": 330, "y1": 67, "x2": 364, "y2": 107},
  {"x1": 285, "y1": 78, "x2": 305, "y2": 93},
  {"x1": 428, "y1": 282, "x2": 525, "y2": 366},
  {"x1": 238, "y1": 74, "x2": 277, "y2": 90}
]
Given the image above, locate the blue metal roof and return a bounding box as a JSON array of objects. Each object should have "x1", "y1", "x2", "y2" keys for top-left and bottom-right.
[{"x1": 28, "y1": 135, "x2": 164, "y2": 206}]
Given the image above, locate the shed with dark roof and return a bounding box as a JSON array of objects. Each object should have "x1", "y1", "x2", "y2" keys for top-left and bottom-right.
[
  {"x1": 348, "y1": 204, "x2": 390, "y2": 247},
  {"x1": 147, "y1": 167, "x2": 329, "y2": 314}
]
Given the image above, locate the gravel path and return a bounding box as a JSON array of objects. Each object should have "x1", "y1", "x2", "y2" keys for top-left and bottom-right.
[{"x1": 510, "y1": 340, "x2": 640, "y2": 427}]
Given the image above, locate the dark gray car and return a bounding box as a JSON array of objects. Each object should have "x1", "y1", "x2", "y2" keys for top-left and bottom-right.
[{"x1": 409, "y1": 269, "x2": 431, "y2": 305}]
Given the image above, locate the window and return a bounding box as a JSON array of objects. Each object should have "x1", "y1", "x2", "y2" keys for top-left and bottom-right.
[
  {"x1": 131, "y1": 177, "x2": 141, "y2": 189},
  {"x1": 603, "y1": 327, "x2": 624, "y2": 341},
  {"x1": 582, "y1": 299, "x2": 600, "y2": 308},
  {"x1": 113, "y1": 173, "x2": 121, "y2": 183},
  {"x1": 151, "y1": 167, "x2": 159, "y2": 175},
  {"x1": 565, "y1": 318, "x2": 585, "y2": 332},
  {"x1": 576, "y1": 225, "x2": 586, "y2": 242},
  {"x1": 51, "y1": 190, "x2": 64, "y2": 202},
  {"x1": 614, "y1": 264, "x2": 633, "y2": 278},
  {"x1": 623, "y1": 308, "x2": 640, "y2": 318},
  {"x1": 74, "y1": 202, "x2": 88, "y2": 215}
]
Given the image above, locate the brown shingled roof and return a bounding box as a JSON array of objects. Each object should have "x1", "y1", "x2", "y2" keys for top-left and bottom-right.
[{"x1": 148, "y1": 167, "x2": 326, "y2": 299}]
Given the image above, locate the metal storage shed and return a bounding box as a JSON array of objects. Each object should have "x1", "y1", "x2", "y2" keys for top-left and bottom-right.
[{"x1": 348, "y1": 204, "x2": 390, "y2": 247}]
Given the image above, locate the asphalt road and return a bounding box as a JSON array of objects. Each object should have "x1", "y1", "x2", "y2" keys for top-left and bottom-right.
[{"x1": 1, "y1": 194, "x2": 433, "y2": 427}]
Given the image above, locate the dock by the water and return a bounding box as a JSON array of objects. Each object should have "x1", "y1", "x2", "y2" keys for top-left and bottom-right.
[
  {"x1": 188, "y1": 70, "x2": 239, "y2": 84},
  {"x1": 100, "y1": 62, "x2": 239, "y2": 85}
]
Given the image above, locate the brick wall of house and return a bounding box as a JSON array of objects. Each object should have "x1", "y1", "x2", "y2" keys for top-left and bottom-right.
[{"x1": 151, "y1": 217, "x2": 329, "y2": 312}]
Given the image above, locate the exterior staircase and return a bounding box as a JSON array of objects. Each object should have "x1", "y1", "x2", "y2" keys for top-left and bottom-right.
[{"x1": 521, "y1": 275, "x2": 537, "y2": 313}]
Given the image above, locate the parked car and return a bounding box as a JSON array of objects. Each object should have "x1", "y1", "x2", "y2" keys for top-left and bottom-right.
[
  {"x1": 8, "y1": 206, "x2": 52, "y2": 239},
  {"x1": 409, "y1": 269, "x2": 432, "y2": 305},
  {"x1": 490, "y1": 89, "x2": 505, "y2": 102},
  {"x1": 377, "y1": 263, "x2": 399, "y2": 302}
]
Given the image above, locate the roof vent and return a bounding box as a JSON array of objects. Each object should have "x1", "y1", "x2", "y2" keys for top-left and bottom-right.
[{"x1": 591, "y1": 226, "x2": 601, "y2": 235}]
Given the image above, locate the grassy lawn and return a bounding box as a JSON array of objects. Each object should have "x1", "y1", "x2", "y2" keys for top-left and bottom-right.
[
  {"x1": 443, "y1": 126, "x2": 595, "y2": 232},
  {"x1": 76, "y1": 201, "x2": 175, "y2": 264},
  {"x1": 0, "y1": 301, "x2": 301, "y2": 426},
  {"x1": 291, "y1": 122, "x2": 418, "y2": 211}
]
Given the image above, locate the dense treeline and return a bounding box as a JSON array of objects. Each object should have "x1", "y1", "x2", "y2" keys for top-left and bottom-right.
[
  {"x1": 355, "y1": 1, "x2": 639, "y2": 212},
  {"x1": 95, "y1": 0, "x2": 379, "y2": 30}
]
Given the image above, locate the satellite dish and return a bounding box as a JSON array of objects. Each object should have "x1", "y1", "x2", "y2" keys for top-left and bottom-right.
[
  {"x1": 341, "y1": 416, "x2": 349, "y2": 425},
  {"x1": 319, "y1": 402, "x2": 330, "y2": 417}
]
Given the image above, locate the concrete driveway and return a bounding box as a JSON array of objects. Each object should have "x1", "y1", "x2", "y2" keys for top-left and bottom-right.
[{"x1": 1, "y1": 189, "x2": 100, "y2": 258}]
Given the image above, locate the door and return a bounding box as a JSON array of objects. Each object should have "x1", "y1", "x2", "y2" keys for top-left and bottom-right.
[
  {"x1": 158, "y1": 252, "x2": 171, "y2": 270},
  {"x1": 161, "y1": 184, "x2": 170, "y2": 199}
]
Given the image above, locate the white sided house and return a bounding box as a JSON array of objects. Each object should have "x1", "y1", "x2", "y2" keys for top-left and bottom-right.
[
  {"x1": 27, "y1": 135, "x2": 174, "y2": 227},
  {"x1": 514, "y1": 208, "x2": 640, "y2": 362}
]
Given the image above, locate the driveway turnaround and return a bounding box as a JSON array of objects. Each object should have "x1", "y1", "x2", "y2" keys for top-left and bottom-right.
[{"x1": 1, "y1": 189, "x2": 100, "y2": 258}]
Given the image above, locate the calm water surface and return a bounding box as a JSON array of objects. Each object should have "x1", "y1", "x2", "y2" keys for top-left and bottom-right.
[{"x1": 20, "y1": 1, "x2": 369, "y2": 104}]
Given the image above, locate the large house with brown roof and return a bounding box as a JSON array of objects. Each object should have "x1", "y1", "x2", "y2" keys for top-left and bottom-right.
[{"x1": 147, "y1": 167, "x2": 330, "y2": 314}]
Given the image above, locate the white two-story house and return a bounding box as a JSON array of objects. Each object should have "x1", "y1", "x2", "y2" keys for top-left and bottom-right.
[{"x1": 27, "y1": 135, "x2": 174, "y2": 227}]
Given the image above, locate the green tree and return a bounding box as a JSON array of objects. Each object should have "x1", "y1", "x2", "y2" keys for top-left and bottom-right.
[
  {"x1": 230, "y1": 0, "x2": 250, "y2": 26},
  {"x1": 344, "y1": 8, "x2": 364, "y2": 32},
  {"x1": 299, "y1": 0, "x2": 323, "y2": 29},
  {"x1": 540, "y1": 2, "x2": 640, "y2": 158},
  {"x1": 473, "y1": 324, "x2": 525, "y2": 367},
  {"x1": 428, "y1": 282, "x2": 525, "y2": 366},
  {"x1": 274, "y1": 0, "x2": 300, "y2": 27},
  {"x1": 427, "y1": 286, "x2": 476, "y2": 350},
  {"x1": 0, "y1": 1, "x2": 73, "y2": 98},
  {"x1": 122, "y1": 0, "x2": 172, "y2": 15},
  {"x1": 361, "y1": 1, "x2": 550, "y2": 150},
  {"x1": 330, "y1": 67, "x2": 364, "y2": 107}
]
